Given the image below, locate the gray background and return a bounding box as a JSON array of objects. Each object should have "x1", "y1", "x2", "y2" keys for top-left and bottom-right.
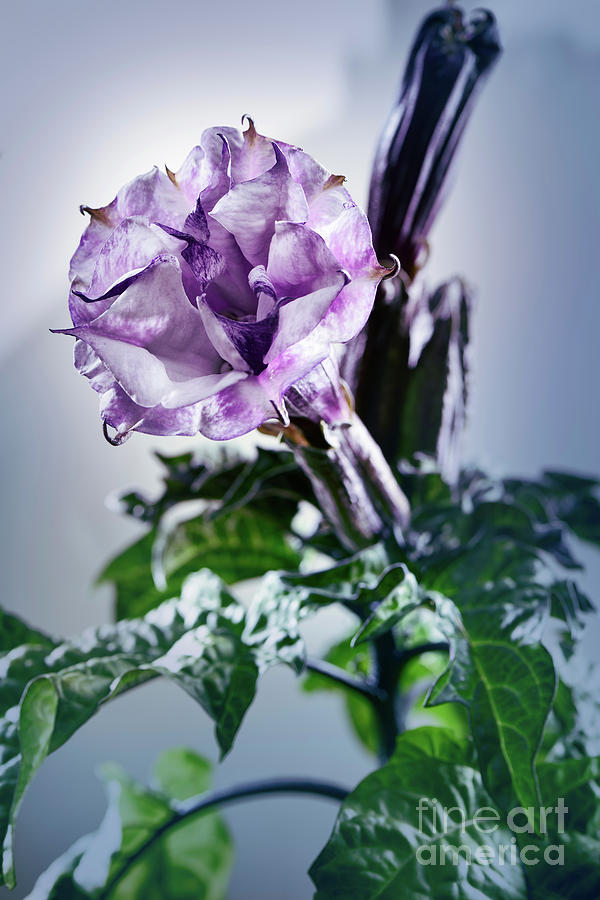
[{"x1": 1, "y1": 0, "x2": 599, "y2": 896}]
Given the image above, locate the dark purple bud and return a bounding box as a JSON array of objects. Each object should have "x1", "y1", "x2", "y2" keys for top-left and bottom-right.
[{"x1": 368, "y1": 5, "x2": 501, "y2": 278}]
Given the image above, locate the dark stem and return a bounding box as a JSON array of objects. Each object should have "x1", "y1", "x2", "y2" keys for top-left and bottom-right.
[
  {"x1": 305, "y1": 656, "x2": 386, "y2": 702},
  {"x1": 99, "y1": 777, "x2": 349, "y2": 898},
  {"x1": 370, "y1": 631, "x2": 404, "y2": 763},
  {"x1": 397, "y1": 641, "x2": 449, "y2": 667}
]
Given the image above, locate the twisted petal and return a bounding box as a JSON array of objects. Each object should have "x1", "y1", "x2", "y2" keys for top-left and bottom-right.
[
  {"x1": 264, "y1": 222, "x2": 349, "y2": 362},
  {"x1": 210, "y1": 144, "x2": 308, "y2": 267},
  {"x1": 56, "y1": 256, "x2": 239, "y2": 408}
]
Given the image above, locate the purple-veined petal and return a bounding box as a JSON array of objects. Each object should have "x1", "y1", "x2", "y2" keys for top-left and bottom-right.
[
  {"x1": 198, "y1": 295, "x2": 281, "y2": 375},
  {"x1": 101, "y1": 382, "x2": 206, "y2": 438},
  {"x1": 306, "y1": 176, "x2": 355, "y2": 233},
  {"x1": 70, "y1": 218, "x2": 177, "y2": 329},
  {"x1": 210, "y1": 144, "x2": 308, "y2": 267},
  {"x1": 115, "y1": 166, "x2": 189, "y2": 228},
  {"x1": 263, "y1": 222, "x2": 348, "y2": 361},
  {"x1": 202, "y1": 216, "x2": 255, "y2": 315},
  {"x1": 57, "y1": 255, "x2": 230, "y2": 408},
  {"x1": 227, "y1": 119, "x2": 276, "y2": 184},
  {"x1": 73, "y1": 339, "x2": 114, "y2": 395},
  {"x1": 157, "y1": 199, "x2": 226, "y2": 291},
  {"x1": 196, "y1": 296, "x2": 250, "y2": 372},
  {"x1": 281, "y1": 145, "x2": 330, "y2": 202},
  {"x1": 171, "y1": 145, "x2": 205, "y2": 206},
  {"x1": 69, "y1": 201, "x2": 119, "y2": 289},
  {"x1": 266, "y1": 221, "x2": 344, "y2": 298},
  {"x1": 199, "y1": 134, "x2": 232, "y2": 211},
  {"x1": 195, "y1": 375, "x2": 277, "y2": 440},
  {"x1": 86, "y1": 218, "x2": 173, "y2": 298},
  {"x1": 315, "y1": 204, "x2": 383, "y2": 280}
]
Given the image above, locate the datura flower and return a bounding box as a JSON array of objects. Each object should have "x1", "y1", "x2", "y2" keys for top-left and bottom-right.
[{"x1": 55, "y1": 120, "x2": 388, "y2": 442}]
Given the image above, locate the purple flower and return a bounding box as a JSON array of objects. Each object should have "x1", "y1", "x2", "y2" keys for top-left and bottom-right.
[{"x1": 55, "y1": 120, "x2": 387, "y2": 442}]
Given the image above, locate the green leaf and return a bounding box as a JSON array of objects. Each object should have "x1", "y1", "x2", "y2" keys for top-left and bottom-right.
[
  {"x1": 515, "y1": 755, "x2": 600, "y2": 898},
  {"x1": 351, "y1": 566, "x2": 429, "y2": 645},
  {"x1": 0, "y1": 570, "x2": 302, "y2": 886},
  {"x1": 278, "y1": 543, "x2": 394, "y2": 607},
  {"x1": 25, "y1": 748, "x2": 233, "y2": 900},
  {"x1": 155, "y1": 507, "x2": 301, "y2": 594},
  {"x1": 427, "y1": 592, "x2": 557, "y2": 816},
  {"x1": 310, "y1": 727, "x2": 527, "y2": 899},
  {"x1": 506, "y1": 470, "x2": 600, "y2": 549},
  {"x1": 103, "y1": 448, "x2": 308, "y2": 619},
  {"x1": 101, "y1": 508, "x2": 300, "y2": 621},
  {"x1": 0, "y1": 610, "x2": 53, "y2": 654},
  {"x1": 98, "y1": 531, "x2": 165, "y2": 621},
  {"x1": 525, "y1": 833, "x2": 600, "y2": 899}
]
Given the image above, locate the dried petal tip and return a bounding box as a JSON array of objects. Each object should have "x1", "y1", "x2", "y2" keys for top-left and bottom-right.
[
  {"x1": 102, "y1": 420, "x2": 133, "y2": 446},
  {"x1": 79, "y1": 205, "x2": 111, "y2": 225},
  {"x1": 381, "y1": 253, "x2": 401, "y2": 280},
  {"x1": 165, "y1": 165, "x2": 178, "y2": 187},
  {"x1": 323, "y1": 174, "x2": 346, "y2": 190},
  {"x1": 241, "y1": 114, "x2": 257, "y2": 139}
]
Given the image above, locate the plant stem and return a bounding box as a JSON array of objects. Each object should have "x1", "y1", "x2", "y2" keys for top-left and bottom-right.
[
  {"x1": 99, "y1": 778, "x2": 349, "y2": 898},
  {"x1": 370, "y1": 631, "x2": 403, "y2": 762},
  {"x1": 397, "y1": 641, "x2": 449, "y2": 667},
  {"x1": 305, "y1": 657, "x2": 385, "y2": 702}
]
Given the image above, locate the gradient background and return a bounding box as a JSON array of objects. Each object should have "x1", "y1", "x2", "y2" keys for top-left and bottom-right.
[{"x1": 1, "y1": 1, "x2": 599, "y2": 896}]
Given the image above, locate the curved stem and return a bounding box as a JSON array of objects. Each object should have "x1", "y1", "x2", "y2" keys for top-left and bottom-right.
[
  {"x1": 305, "y1": 657, "x2": 385, "y2": 702},
  {"x1": 99, "y1": 777, "x2": 349, "y2": 898},
  {"x1": 397, "y1": 641, "x2": 449, "y2": 666}
]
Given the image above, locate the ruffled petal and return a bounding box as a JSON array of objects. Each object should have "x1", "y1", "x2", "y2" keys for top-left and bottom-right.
[
  {"x1": 57, "y1": 256, "x2": 229, "y2": 408},
  {"x1": 266, "y1": 221, "x2": 344, "y2": 298},
  {"x1": 100, "y1": 382, "x2": 205, "y2": 438},
  {"x1": 115, "y1": 166, "x2": 190, "y2": 228},
  {"x1": 198, "y1": 134, "x2": 232, "y2": 210},
  {"x1": 264, "y1": 222, "x2": 348, "y2": 361},
  {"x1": 157, "y1": 199, "x2": 226, "y2": 292},
  {"x1": 314, "y1": 204, "x2": 383, "y2": 280},
  {"x1": 69, "y1": 201, "x2": 119, "y2": 289},
  {"x1": 227, "y1": 119, "x2": 276, "y2": 184},
  {"x1": 210, "y1": 144, "x2": 308, "y2": 268},
  {"x1": 195, "y1": 375, "x2": 276, "y2": 440},
  {"x1": 196, "y1": 296, "x2": 249, "y2": 372}
]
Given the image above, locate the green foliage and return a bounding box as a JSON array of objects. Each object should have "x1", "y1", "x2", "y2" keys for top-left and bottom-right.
[
  {"x1": 0, "y1": 569, "x2": 303, "y2": 887},
  {"x1": 311, "y1": 726, "x2": 600, "y2": 900},
  {"x1": 25, "y1": 748, "x2": 233, "y2": 900},
  {"x1": 5, "y1": 448, "x2": 600, "y2": 896},
  {"x1": 426, "y1": 590, "x2": 557, "y2": 815},
  {"x1": 310, "y1": 727, "x2": 528, "y2": 899},
  {"x1": 101, "y1": 448, "x2": 310, "y2": 619}
]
